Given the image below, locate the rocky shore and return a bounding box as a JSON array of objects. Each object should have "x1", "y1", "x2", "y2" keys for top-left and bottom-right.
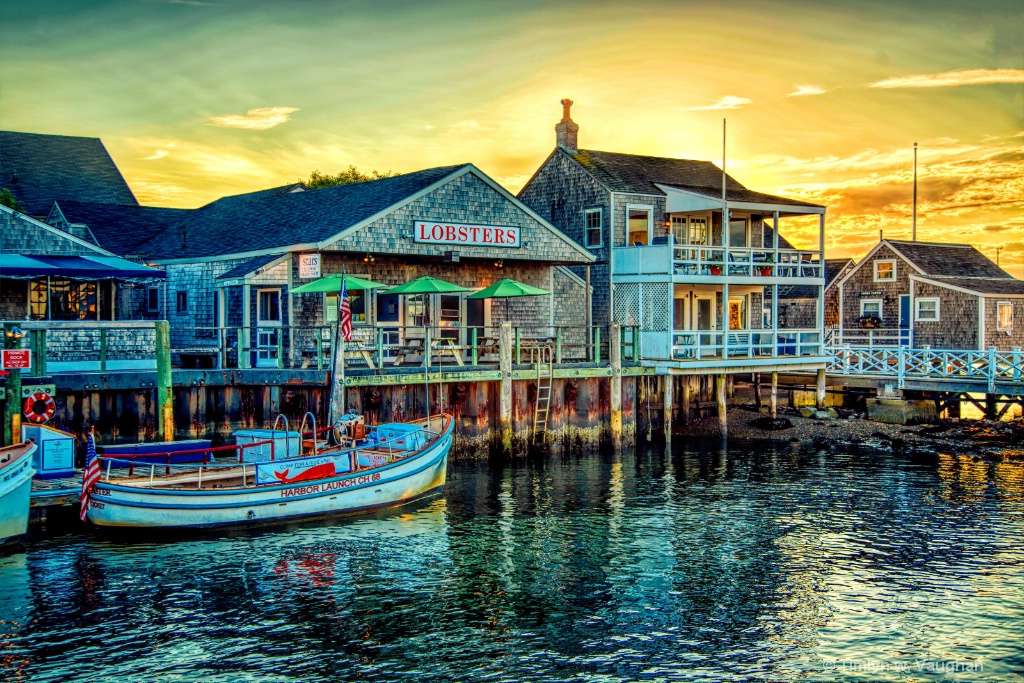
[{"x1": 676, "y1": 404, "x2": 1024, "y2": 463}]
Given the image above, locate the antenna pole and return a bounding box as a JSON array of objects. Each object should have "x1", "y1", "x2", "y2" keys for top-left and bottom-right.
[{"x1": 912, "y1": 142, "x2": 918, "y2": 242}]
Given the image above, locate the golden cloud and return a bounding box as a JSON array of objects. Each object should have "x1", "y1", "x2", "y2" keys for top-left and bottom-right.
[
  {"x1": 869, "y1": 68, "x2": 1024, "y2": 89},
  {"x1": 684, "y1": 95, "x2": 752, "y2": 111},
  {"x1": 210, "y1": 106, "x2": 300, "y2": 130},
  {"x1": 787, "y1": 85, "x2": 826, "y2": 97}
]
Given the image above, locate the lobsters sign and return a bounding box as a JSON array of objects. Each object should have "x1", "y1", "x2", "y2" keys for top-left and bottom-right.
[{"x1": 413, "y1": 221, "x2": 521, "y2": 248}]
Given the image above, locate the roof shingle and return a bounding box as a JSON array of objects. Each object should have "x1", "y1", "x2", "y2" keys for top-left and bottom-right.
[
  {"x1": 52, "y1": 200, "x2": 190, "y2": 257},
  {"x1": 887, "y1": 240, "x2": 1011, "y2": 279},
  {"x1": 0, "y1": 131, "x2": 138, "y2": 216}
]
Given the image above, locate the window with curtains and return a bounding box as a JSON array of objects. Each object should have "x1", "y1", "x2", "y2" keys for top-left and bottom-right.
[{"x1": 29, "y1": 278, "x2": 98, "y2": 320}]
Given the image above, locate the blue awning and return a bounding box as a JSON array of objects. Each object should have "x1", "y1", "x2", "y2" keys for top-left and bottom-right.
[{"x1": 0, "y1": 254, "x2": 165, "y2": 279}]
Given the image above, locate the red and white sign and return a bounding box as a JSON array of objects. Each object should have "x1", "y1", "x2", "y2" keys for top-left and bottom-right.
[
  {"x1": 413, "y1": 221, "x2": 521, "y2": 248},
  {"x1": 1, "y1": 350, "x2": 31, "y2": 369}
]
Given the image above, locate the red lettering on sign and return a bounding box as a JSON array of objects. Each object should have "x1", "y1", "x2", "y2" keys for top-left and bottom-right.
[
  {"x1": 445, "y1": 225, "x2": 456, "y2": 241},
  {"x1": 507, "y1": 228, "x2": 517, "y2": 244},
  {"x1": 430, "y1": 224, "x2": 443, "y2": 240},
  {"x1": 495, "y1": 228, "x2": 505, "y2": 244},
  {"x1": 458, "y1": 226, "x2": 468, "y2": 241},
  {"x1": 1, "y1": 350, "x2": 31, "y2": 369}
]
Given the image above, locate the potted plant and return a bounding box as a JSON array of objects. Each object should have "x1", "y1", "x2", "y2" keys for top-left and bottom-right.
[
  {"x1": 709, "y1": 265, "x2": 723, "y2": 275},
  {"x1": 756, "y1": 254, "x2": 774, "y2": 276},
  {"x1": 856, "y1": 313, "x2": 882, "y2": 329}
]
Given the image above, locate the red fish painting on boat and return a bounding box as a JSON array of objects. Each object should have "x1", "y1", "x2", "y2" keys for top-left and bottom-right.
[{"x1": 272, "y1": 461, "x2": 337, "y2": 484}]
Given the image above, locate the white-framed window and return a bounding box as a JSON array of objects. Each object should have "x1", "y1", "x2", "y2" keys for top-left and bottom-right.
[
  {"x1": 728, "y1": 214, "x2": 749, "y2": 248},
  {"x1": 584, "y1": 208, "x2": 603, "y2": 248},
  {"x1": 176, "y1": 291, "x2": 188, "y2": 314},
  {"x1": 670, "y1": 215, "x2": 687, "y2": 244},
  {"x1": 915, "y1": 297, "x2": 940, "y2": 321},
  {"x1": 257, "y1": 288, "x2": 282, "y2": 326},
  {"x1": 997, "y1": 301, "x2": 1013, "y2": 332},
  {"x1": 626, "y1": 204, "x2": 653, "y2": 246},
  {"x1": 874, "y1": 259, "x2": 896, "y2": 282},
  {"x1": 860, "y1": 299, "x2": 883, "y2": 319}
]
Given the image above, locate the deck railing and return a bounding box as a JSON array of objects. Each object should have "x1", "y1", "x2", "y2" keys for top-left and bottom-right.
[
  {"x1": 837, "y1": 328, "x2": 909, "y2": 347},
  {"x1": 671, "y1": 328, "x2": 822, "y2": 360},
  {"x1": 1, "y1": 320, "x2": 157, "y2": 374},
  {"x1": 828, "y1": 345, "x2": 1024, "y2": 390},
  {"x1": 612, "y1": 243, "x2": 823, "y2": 279}
]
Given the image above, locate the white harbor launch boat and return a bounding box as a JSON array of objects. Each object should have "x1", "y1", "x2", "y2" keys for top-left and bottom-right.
[
  {"x1": 86, "y1": 415, "x2": 453, "y2": 530},
  {"x1": 0, "y1": 441, "x2": 37, "y2": 545}
]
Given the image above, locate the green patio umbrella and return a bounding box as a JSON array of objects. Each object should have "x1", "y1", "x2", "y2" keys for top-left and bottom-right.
[
  {"x1": 383, "y1": 276, "x2": 471, "y2": 295},
  {"x1": 466, "y1": 278, "x2": 549, "y2": 299},
  {"x1": 291, "y1": 273, "x2": 389, "y2": 294}
]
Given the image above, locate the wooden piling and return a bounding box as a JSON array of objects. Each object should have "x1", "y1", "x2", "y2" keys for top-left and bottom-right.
[
  {"x1": 770, "y1": 371, "x2": 778, "y2": 420},
  {"x1": 716, "y1": 373, "x2": 727, "y2": 437},
  {"x1": 753, "y1": 373, "x2": 762, "y2": 411},
  {"x1": 663, "y1": 375, "x2": 673, "y2": 442},
  {"x1": 816, "y1": 368, "x2": 827, "y2": 410},
  {"x1": 155, "y1": 321, "x2": 175, "y2": 442},
  {"x1": 609, "y1": 323, "x2": 622, "y2": 448},
  {"x1": 499, "y1": 323, "x2": 513, "y2": 454},
  {"x1": 681, "y1": 375, "x2": 691, "y2": 424}
]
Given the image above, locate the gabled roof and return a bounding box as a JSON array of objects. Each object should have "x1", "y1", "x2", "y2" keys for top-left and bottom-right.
[
  {"x1": 144, "y1": 165, "x2": 466, "y2": 260},
  {"x1": 567, "y1": 148, "x2": 822, "y2": 209},
  {"x1": 886, "y1": 240, "x2": 1011, "y2": 279},
  {"x1": 216, "y1": 254, "x2": 286, "y2": 280},
  {"x1": 0, "y1": 130, "x2": 138, "y2": 216},
  {"x1": 913, "y1": 275, "x2": 1024, "y2": 296},
  {"x1": 50, "y1": 200, "x2": 191, "y2": 257}
]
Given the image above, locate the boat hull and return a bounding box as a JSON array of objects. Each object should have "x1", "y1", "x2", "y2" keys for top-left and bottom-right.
[
  {"x1": 0, "y1": 447, "x2": 36, "y2": 544},
  {"x1": 88, "y1": 420, "x2": 452, "y2": 530}
]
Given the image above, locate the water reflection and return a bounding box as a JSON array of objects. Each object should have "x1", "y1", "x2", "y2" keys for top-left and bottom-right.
[{"x1": 1, "y1": 443, "x2": 1022, "y2": 682}]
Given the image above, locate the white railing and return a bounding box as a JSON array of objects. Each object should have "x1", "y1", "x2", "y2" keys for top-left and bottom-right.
[
  {"x1": 671, "y1": 328, "x2": 822, "y2": 360},
  {"x1": 828, "y1": 345, "x2": 1024, "y2": 390},
  {"x1": 838, "y1": 328, "x2": 909, "y2": 347},
  {"x1": 610, "y1": 243, "x2": 823, "y2": 279}
]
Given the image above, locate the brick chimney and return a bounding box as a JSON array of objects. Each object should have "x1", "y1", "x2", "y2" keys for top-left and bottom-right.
[{"x1": 555, "y1": 98, "x2": 579, "y2": 153}]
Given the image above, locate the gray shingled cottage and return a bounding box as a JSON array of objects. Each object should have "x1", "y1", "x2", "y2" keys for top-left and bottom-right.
[
  {"x1": 518, "y1": 101, "x2": 830, "y2": 376},
  {"x1": 134, "y1": 164, "x2": 594, "y2": 367},
  {"x1": 836, "y1": 239, "x2": 1024, "y2": 350}
]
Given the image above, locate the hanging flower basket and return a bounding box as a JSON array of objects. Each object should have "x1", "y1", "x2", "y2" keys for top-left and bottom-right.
[{"x1": 856, "y1": 314, "x2": 882, "y2": 329}]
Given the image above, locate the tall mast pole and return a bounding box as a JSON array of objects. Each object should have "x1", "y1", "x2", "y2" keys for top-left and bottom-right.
[{"x1": 912, "y1": 142, "x2": 918, "y2": 242}]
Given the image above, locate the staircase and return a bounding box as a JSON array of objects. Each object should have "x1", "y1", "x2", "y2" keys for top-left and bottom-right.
[{"x1": 533, "y1": 346, "x2": 553, "y2": 443}]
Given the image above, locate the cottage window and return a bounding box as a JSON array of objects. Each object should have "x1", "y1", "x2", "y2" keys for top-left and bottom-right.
[
  {"x1": 860, "y1": 299, "x2": 883, "y2": 320},
  {"x1": 874, "y1": 259, "x2": 896, "y2": 282},
  {"x1": 728, "y1": 295, "x2": 748, "y2": 330},
  {"x1": 670, "y1": 216, "x2": 687, "y2": 244},
  {"x1": 147, "y1": 287, "x2": 160, "y2": 313},
  {"x1": 584, "y1": 209, "x2": 603, "y2": 248},
  {"x1": 915, "y1": 298, "x2": 939, "y2": 322},
  {"x1": 176, "y1": 291, "x2": 188, "y2": 314},
  {"x1": 257, "y1": 289, "x2": 281, "y2": 324},
  {"x1": 997, "y1": 302, "x2": 1013, "y2": 332},
  {"x1": 627, "y1": 206, "x2": 652, "y2": 246},
  {"x1": 728, "y1": 217, "x2": 748, "y2": 248},
  {"x1": 29, "y1": 278, "x2": 98, "y2": 320}
]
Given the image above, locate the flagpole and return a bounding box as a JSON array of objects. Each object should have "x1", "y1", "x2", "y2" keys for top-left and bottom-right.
[
  {"x1": 328, "y1": 269, "x2": 347, "y2": 425},
  {"x1": 912, "y1": 142, "x2": 918, "y2": 242}
]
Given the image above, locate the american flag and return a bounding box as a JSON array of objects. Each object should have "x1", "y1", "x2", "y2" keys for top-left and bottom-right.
[
  {"x1": 79, "y1": 431, "x2": 101, "y2": 522},
  {"x1": 339, "y1": 277, "x2": 353, "y2": 343}
]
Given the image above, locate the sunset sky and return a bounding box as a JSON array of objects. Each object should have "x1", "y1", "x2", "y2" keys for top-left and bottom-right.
[{"x1": 1, "y1": 0, "x2": 1021, "y2": 265}]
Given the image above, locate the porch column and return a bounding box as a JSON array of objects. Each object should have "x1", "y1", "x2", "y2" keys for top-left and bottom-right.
[
  {"x1": 722, "y1": 282, "x2": 729, "y2": 359},
  {"x1": 715, "y1": 373, "x2": 727, "y2": 437},
  {"x1": 499, "y1": 322, "x2": 513, "y2": 455},
  {"x1": 242, "y1": 283, "x2": 251, "y2": 368},
  {"x1": 663, "y1": 375, "x2": 673, "y2": 442},
  {"x1": 770, "y1": 371, "x2": 778, "y2": 419},
  {"x1": 155, "y1": 321, "x2": 175, "y2": 442},
  {"x1": 815, "y1": 368, "x2": 827, "y2": 410},
  {"x1": 681, "y1": 375, "x2": 691, "y2": 424},
  {"x1": 610, "y1": 323, "x2": 622, "y2": 449},
  {"x1": 818, "y1": 213, "x2": 826, "y2": 354}
]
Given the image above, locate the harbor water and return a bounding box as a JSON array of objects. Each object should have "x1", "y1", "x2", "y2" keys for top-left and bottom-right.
[{"x1": 2, "y1": 441, "x2": 1022, "y2": 682}]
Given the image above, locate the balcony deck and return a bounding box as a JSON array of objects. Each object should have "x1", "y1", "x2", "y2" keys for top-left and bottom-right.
[{"x1": 612, "y1": 244, "x2": 823, "y2": 284}]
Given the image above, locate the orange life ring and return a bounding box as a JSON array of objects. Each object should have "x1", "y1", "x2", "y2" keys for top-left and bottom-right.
[{"x1": 23, "y1": 391, "x2": 56, "y2": 424}]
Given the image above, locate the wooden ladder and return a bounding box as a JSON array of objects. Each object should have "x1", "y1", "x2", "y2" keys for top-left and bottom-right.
[{"x1": 533, "y1": 345, "x2": 553, "y2": 443}]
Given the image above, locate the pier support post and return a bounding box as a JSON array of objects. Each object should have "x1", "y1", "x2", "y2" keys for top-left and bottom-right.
[
  {"x1": 663, "y1": 375, "x2": 673, "y2": 442},
  {"x1": 985, "y1": 394, "x2": 998, "y2": 421},
  {"x1": 499, "y1": 323, "x2": 513, "y2": 455},
  {"x1": 716, "y1": 373, "x2": 727, "y2": 437},
  {"x1": 155, "y1": 321, "x2": 175, "y2": 442},
  {"x1": 770, "y1": 372, "x2": 778, "y2": 419},
  {"x1": 815, "y1": 368, "x2": 827, "y2": 410},
  {"x1": 681, "y1": 376, "x2": 691, "y2": 424},
  {"x1": 609, "y1": 323, "x2": 622, "y2": 449},
  {"x1": 753, "y1": 373, "x2": 762, "y2": 411}
]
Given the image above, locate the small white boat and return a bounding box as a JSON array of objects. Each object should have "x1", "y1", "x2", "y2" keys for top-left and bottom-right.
[
  {"x1": 0, "y1": 442, "x2": 37, "y2": 545},
  {"x1": 86, "y1": 416, "x2": 453, "y2": 530}
]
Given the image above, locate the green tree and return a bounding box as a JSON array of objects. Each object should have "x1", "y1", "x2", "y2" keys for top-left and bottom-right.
[
  {"x1": 302, "y1": 165, "x2": 396, "y2": 189},
  {"x1": 0, "y1": 187, "x2": 23, "y2": 212}
]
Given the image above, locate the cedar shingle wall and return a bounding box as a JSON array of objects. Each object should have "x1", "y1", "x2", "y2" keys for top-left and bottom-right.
[
  {"x1": 840, "y1": 244, "x2": 908, "y2": 328},
  {"x1": 781, "y1": 299, "x2": 817, "y2": 329},
  {"x1": 0, "y1": 210, "x2": 104, "y2": 256},
  {"x1": 518, "y1": 151, "x2": 611, "y2": 325},
  {"x1": 984, "y1": 298, "x2": 1024, "y2": 350},
  {"x1": 911, "y1": 282, "x2": 978, "y2": 349},
  {"x1": 0, "y1": 279, "x2": 26, "y2": 319}
]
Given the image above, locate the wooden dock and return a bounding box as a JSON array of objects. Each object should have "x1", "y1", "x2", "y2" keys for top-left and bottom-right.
[{"x1": 30, "y1": 472, "x2": 82, "y2": 509}]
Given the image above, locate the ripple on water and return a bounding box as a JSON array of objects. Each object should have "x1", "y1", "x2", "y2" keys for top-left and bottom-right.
[{"x1": 1, "y1": 447, "x2": 1023, "y2": 682}]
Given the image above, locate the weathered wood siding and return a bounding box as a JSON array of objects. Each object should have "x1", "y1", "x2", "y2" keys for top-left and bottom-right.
[
  {"x1": 912, "y1": 282, "x2": 978, "y2": 349},
  {"x1": 517, "y1": 150, "x2": 611, "y2": 324},
  {"x1": 840, "y1": 244, "x2": 909, "y2": 329},
  {"x1": 983, "y1": 297, "x2": 1024, "y2": 350}
]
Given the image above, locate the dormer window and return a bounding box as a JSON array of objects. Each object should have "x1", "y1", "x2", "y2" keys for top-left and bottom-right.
[{"x1": 874, "y1": 259, "x2": 896, "y2": 282}]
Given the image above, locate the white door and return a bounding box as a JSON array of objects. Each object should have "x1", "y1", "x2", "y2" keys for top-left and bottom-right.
[{"x1": 256, "y1": 288, "x2": 282, "y2": 367}]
